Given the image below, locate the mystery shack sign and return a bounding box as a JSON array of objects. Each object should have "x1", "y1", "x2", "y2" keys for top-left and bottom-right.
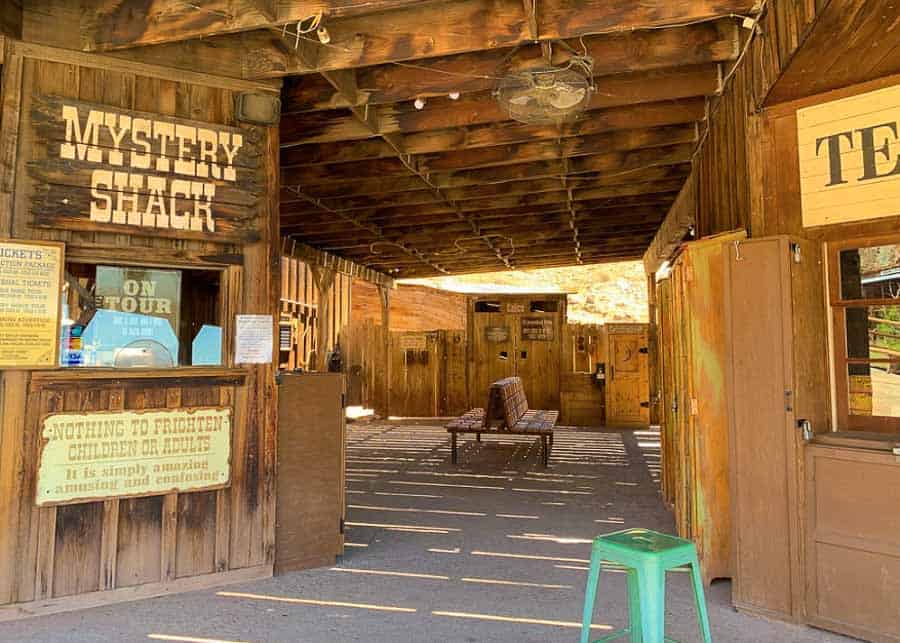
[
  {"x1": 797, "y1": 84, "x2": 900, "y2": 227},
  {"x1": 28, "y1": 96, "x2": 263, "y2": 243}
]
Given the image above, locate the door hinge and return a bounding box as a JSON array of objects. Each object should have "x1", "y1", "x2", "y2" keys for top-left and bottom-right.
[
  {"x1": 785, "y1": 389, "x2": 793, "y2": 412},
  {"x1": 340, "y1": 517, "x2": 345, "y2": 534},
  {"x1": 640, "y1": 401, "x2": 650, "y2": 408},
  {"x1": 341, "y1": 393, "x2": 346, "y2": 409},
  {"x1": 690, "y1": 398, "x2": 699, "y2": 416}
]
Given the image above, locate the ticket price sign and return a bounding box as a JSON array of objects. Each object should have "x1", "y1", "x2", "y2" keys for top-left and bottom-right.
[{"x1": 0, "y1": 239, "x2": 64, "y2": 368}]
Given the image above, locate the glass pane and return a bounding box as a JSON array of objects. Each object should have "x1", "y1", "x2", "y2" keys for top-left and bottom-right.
[
  {"x1": 846, "y1": 305, "x2": 900, "y2": 360},
  {"x1": 59, "y1": 263, "x2": 220, "y2": 368},
  {"x1": 840, "y1": 243, "x2": 900, "y2": 300},
  {"x1": 847, "y1": 363, "x2": 900, "y2": 418}
]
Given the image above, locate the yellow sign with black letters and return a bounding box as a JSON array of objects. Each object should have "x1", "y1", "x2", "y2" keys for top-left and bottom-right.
[
  {"x1": 0, "y1": 239, "x2": 64, "y2": 368},
  {"x1": 797, "y1": 84, "x2": 900, "y2": 227}
]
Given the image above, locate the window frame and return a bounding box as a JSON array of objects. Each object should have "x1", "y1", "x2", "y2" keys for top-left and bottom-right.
[
  {"x1": 59, "y1": 258, "x2": 229, "y2": 371},
  {"x1": 828, "y1": 233, "x2": 900, "y2": 434}
]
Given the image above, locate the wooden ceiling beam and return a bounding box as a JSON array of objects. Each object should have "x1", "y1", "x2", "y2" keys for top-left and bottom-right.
[
  {"x1": 283, "y1": 146, "x2": 692, "y2": 195},
  {"x1": 281, "y1": 97, "x2": 707, "y2": 165},
  {"x1": 238, "y1": 0, "x2": 756, "y2": 78},
  {"x1": 280, "y1": 20, "x2": 738, "y2": 111},
  {"x1": 319, "y1": 65, "x2": 514, "y2": 270},
  {"x1": 283, "y1": 123, "x2": 696, "y2": 183},
  {"x1": 80, "y1": 0, "x2": 426, "y2": 51},
  {"x1": 282, "y1": 167, "x2": 687, "y2": 209},
  {"x1": 284, "y1": 208, "x2": 667, "y2": 241},
  {"x1": 280, "y1": 65, "x2": 718, "y2": 144}
]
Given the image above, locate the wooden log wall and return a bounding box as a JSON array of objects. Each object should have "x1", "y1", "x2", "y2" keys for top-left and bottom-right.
[
  {"x1": 279, "y1": 255, "x2": 352, "y2": 371},
  {"x1": 0, "y1": 40, "x2": 279, "y2": 615}
]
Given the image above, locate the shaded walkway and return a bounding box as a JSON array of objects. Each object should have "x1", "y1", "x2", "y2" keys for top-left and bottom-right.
[{"x1": 0, "y1": 423, "x2": 848, "y2": 642}]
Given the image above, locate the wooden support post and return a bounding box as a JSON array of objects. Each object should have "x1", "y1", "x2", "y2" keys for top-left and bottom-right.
[
  {"x1": 646, "y1": 271, "x2": 660, "y2": 426},
  {"x1": 377, "y1": 283, "x2": 392, "y2": 416},
  {"x1": 310, "y1": 265, "x2": 336, "y2": 372}
]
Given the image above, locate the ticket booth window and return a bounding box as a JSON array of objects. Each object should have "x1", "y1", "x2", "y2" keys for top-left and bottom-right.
[
  {"x1": 60, "y1": 263, "x2": 222, "y2": 368},
  {"x1": 830, "y1": 237, "x2": 900, "y2": 433}
]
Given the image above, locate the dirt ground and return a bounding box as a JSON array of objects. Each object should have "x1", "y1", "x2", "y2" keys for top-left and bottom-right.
[{"x1": 0, "y1": 422, "x2": 850, "y2": 642}]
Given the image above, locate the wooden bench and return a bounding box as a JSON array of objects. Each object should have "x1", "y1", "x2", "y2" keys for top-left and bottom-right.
[{"x1": 446, "y1": 376, "x2": 558, "y2": 466}]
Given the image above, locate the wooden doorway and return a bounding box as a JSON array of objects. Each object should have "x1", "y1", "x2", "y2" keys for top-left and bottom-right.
[{"x1": 605, "y1": 325, "x2": 649, "y2": 427}]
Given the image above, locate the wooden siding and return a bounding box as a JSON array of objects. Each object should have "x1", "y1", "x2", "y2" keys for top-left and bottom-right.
[
  {"x1": 0, "y1": 41, "x2": 278, "y2": 614},
  {"x1": 352, "y1": 280, "x2": 467, "y2": 331},
  {"x1": 279, "y1": 255, "x2": 353, "y2": 371}
]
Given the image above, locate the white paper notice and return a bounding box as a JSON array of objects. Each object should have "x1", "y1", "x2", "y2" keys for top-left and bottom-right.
[{"x1": 235, "y1": 314, "x2": 273, "y2": 364}]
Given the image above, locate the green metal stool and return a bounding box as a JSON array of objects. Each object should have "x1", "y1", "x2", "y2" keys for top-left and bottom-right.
[{"x1": 580, "y1": 528, "x2": 712, "y2": 643}]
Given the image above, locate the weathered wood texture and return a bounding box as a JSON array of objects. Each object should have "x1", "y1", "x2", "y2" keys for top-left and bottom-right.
[
  {"x1": 352, "y1": 281, "x2": 467, "y2": 332},
  {"x1": 657, "y1": 231, "x2": 745, "y2": 586},
  {"x1": 279, "y1": 254, "x2": 352, "y2": 371},
  {"x1": 724, "y1": 236, "x2": 828, "y2": 623},
  {"x1": 605, "y1": 324, "x2": 650, "y2": 428},
  {"x1": 766, "y1": 0, "x2": 900, "y2": 105},
  {"x1": 644, "y1": 0, "x2": 827, "y2": 271},
  {"x1": 468, "y1": 294, "x2": 566, "y2": 412},
  {"x1": 276, "y1": 373, "x2": 345, "y2": 573},
  {"x1": 804, "y1": 442, "x2": 900, "y2": 642},
  {"x1": 0, "y1": 42, "x2": 279, "y2": 612}
]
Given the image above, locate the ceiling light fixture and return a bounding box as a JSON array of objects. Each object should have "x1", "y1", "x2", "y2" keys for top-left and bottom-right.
[
  {"x1": 448, "y1": 92, "x2": 460, "y2": 100},
  {"x1": 414, "y1": 97, "x2": 427, "y2": 110}
]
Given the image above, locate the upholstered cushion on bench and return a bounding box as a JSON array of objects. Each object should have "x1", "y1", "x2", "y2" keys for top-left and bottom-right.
[{"x1": 445, "y1": 377, "x2": 557, "y2": 466}]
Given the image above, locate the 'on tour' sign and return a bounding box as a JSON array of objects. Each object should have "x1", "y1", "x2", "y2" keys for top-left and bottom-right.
[
  {"x1": 797, "y1": 84, "x2": 900, "y2": 227},
  {"x1": 28, "y1": 96, "x2": 262, "y2": 242}
]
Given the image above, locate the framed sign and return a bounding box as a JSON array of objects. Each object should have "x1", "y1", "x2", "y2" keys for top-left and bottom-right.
[
  {"x1": 36, "y1": 406, "x2": 232, "y2": 506},
  {"x1": 399, "y1": 334, "x2": 427, "y2": 351},
  {"x1": 797, "y1": 84, "x2": 900, "y2": 227},
  {"x1": 521, "y1": 316, "x2": 554, "y2": 341},
  {"x1": 0, "y1": 239, "x2": 64, "y2": 368},
  {"x1": 485, "y1": 326, "x2": 510, "y2": 343},
  {"x1": 96, "y1": 265, "x2": 182, "y2": 333}
]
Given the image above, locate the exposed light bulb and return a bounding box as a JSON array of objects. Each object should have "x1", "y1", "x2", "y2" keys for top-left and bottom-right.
[
  {"x1": 316, "y1": 26, "x2": 330, "y2": 44},
  {"x1": 414, "y1": 97, "x2": 426, "y2": 110},
  {"x1": 448, "y1": 91, "x2": 460, "y2": 100}
]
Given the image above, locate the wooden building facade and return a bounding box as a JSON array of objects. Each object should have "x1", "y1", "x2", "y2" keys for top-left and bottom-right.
[
  {"x1": 0, "y1": 39, "x2": 280, "y2": 617},
  {"x1": 0, "y1": 1, "x2": 897, "y2": 640},
  {"x1": 645, "y1": 2, "x2": 900, "y2": 640}
]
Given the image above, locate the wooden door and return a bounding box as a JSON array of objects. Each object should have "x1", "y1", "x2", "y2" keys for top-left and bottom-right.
[
  {"x1": 657, "y1": 279, "x2": 677, "y2": 507},
  {"x1": 606, "y1": 330, "x2": 648, "y2": 426},
  {"x1": 441, "y1": 330, "x2": 469, "y2": 415},
  {"x1": 391, "y1": 331, "x2": 441, "y2": 417},
  {"x1": 683, "y1": 231, "x2": 744, "y2": 584},
  {"x1": 515, "y1": 309, "x2": 561, "y2": 410},
  {"x1": 276, "y1": 373, "x2": 345, "y2": 573},
  {"x1": 469, "y1": 301, "x2": 515, "y2": 408},
  {"x1": 671, "y1": 258, "x2": 694, "y2": 542},
  {"x1": 724, "y1": 237, "x2": 803, "y2": 620},
  {"x1": 805, "y1": 442, "x2": 900, "y2": 642}
]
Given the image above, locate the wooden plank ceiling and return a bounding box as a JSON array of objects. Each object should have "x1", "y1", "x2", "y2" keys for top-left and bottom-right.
[{"x1": 84, "y1": 0, "x2": 760, "y2": 277}]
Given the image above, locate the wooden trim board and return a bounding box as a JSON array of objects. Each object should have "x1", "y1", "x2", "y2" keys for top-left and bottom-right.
[{"x1": 0, "y1": 564, "x2": 272, "y2": 622}]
